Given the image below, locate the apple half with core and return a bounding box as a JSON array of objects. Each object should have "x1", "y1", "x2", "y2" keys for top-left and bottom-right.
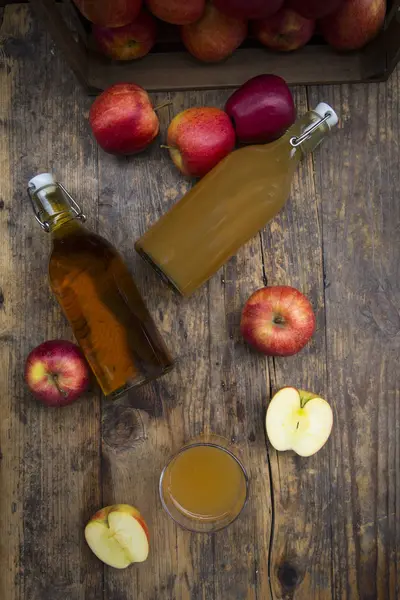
[
  {"x1": 85, "y1": 504, "x2": 149, "y2": 569},
  {"x1": 266, "y1": 387, "x2": 333, "y2": 457},
  {"x1": 25, "y1": 340, "x2": 89, "y2": 407},
  {"x1": 240, "y1": 286, "x2": 316, "y2": 356}
]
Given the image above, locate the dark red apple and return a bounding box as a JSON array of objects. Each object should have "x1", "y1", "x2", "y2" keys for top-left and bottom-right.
[
  {"x1": 253, "y1": 8, "x2": 315, "y2": 51},
  {"x1": 320, "y1": 0, "x2": 386, "y2": 50},
  {"x1": 73, "y1": 0, "x2": 142, "y2": 28},
  {"x1": 93, "y1": 10, "x2": 157, "y2": 61},
  {"x1": 89, "y1": 83, "x2": 159, "y2": 155},
  {"x1": 181, "y1": 2, "x2": 247, "y2": 63},
  {"x1": 240, "y1": 286, "x2": 316, "y2": 356},
  {"x1": 214, "y1": 0, "x2": 284, "y2": 19},
  {"x1": 166, "y1": 107, "x2": 236, "y2": 177},
  {"x1": 146, "y1": 0, "x2": 205, "y2": 24},
  {"x1": 225, "y1": 75, "x2": 295, "y2": 144},
  {"x1": 287, "y1": 0, "x2": 345, "y2": 20},
  {"x1": 25, "y1": 340, "x2": 90, "y2": 407}
]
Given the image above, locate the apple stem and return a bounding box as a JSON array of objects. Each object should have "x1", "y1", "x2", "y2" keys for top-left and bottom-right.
[
  {"x1": 296, "y1": 421, "x2": 300, "y2": 430},
  {"x1": 160, "y1": 144, "x2": 172, "y2": 150},
  {"x1": 154, "y1": 100, "x2": 172, "y2": 112},
  {"x1": 50, "y1": 373, "x2": 67, "y2": 398}
]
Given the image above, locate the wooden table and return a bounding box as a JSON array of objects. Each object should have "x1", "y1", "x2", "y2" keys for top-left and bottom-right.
[{"x1": 1, "y1": 5, "x2": 399, "y2": 599}]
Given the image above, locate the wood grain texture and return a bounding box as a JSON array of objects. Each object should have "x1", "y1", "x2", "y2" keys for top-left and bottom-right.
[
  {"x1": 0, "y1": 5, "x2": 102, "y2": 600},
  {"x1": 261, "y1": 88, "x2": 332, "y2": 600},
  {"x1": 308, "y1": 77, "x2": 400, "y2": 600},
  {"x1": 1, "y1": 4, "x2": 400, "y2": 600},
  {"x1": 96, "y1": 89, "x2": 273, "y2": 600}
]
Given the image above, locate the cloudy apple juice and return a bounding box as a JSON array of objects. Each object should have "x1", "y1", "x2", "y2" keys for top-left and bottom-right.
[
  {"x1": 28, "y1": 174, "x2": 173, "y2": 398},
  {"x1": 136, "y1": 104, "x2": 338, "y2": 296}
]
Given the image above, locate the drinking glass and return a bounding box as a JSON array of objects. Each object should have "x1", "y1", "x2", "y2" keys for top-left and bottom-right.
[{"x1": 159, "y1": 434, "x2": 249, "y2": 533}]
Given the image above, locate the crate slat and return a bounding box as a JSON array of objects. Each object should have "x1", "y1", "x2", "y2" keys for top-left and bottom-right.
[{"x1": 28, "y1": 0, "x2": 400, "y2": 93}]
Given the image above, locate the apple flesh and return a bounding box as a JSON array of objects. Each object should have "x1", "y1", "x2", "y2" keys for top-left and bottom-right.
[
  {"x1": 85, "y1": 504, "x2": 149, "y2": 569},
  {"x1": 214, "y1": 0, "x2": 284, "y2": 19},
  {"x1": 181, "y1": 2, "x2": 247, "y2": 63},
  {"x1": 240, "y1": 286, "x2": 316, "y2": 356},
  {"x1": 166, "y1": 107, "x2": 236, "y2": 177},
  {"x1": 320, "y1": 0, "x2": 386, "y2": 50},
  {"x1": 145, "y1": 0, "x2": 205, "y2": 25},
  {"x1": 266, "y1": 387, "x2": 333, "y2": 457},
  {"x1": 287, "y1": 0, "x2": 345, "y2": 20},
  {"x1": 25, "y1": 340, "x2": 89, "y2": 407},
  {"x1": 89, "y1": 83, "x2": 159, "y2": 155},
  {"x1": 225, "y1": 75, "x2": 296, "y2": 144},
  {"x1": 73, "y1": 0, "x2": 142, "y2": 28},
  {"x1": 253, "y1": 8, "x2": 316, "y2": 52},
  {"x1": 93, "y1": 10, "x2": 157, "y2": 61}
]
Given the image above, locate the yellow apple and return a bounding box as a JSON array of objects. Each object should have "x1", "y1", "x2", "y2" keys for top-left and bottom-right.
[
  {"x1": 266, "y1": 387, "x2": 333, "y2": 457},
  {"x1": 85, "y1": 504, "x2": 149, "y2": 569}
]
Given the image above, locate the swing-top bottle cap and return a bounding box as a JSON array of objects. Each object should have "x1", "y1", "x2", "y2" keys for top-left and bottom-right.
[
  {"x1": 28, "y1": 172, "x2": 56, "y2": 192},
  {"x1": 313, "y1": 103, "x2": 338, "y2": 129}
]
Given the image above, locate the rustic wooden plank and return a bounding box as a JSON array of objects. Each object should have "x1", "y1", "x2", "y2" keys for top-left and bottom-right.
[
  {"x1": 0, "y1": 5, "x2": 102, "y2": 600},
  {"x1": 96, "y1": 89, "x2": 274, "y2": 599},
  {"x1": 0, "y1": 10, "x2": 22, "y2": 600},
  {"x1": 257, "y1": 88, "x2": 332, "y2": 599},
  {"x1": 384, "y1": 0, "x2": 400, "y2": 78},
  {"x1": 29, "y1": 0, "x2": 89, "y2": 90},
  {"x1": 308, "y1": 70, "x2": 400, "y2": 599},
  {"x1": 199, "y1": 89, "x2": 273, "y2": 600},
  {"x1": 88, "y1": 46, "x2": 364, "y2": 93},
  {"x1": 97, "y1": 90, "x2": 212, "y2": 600}
]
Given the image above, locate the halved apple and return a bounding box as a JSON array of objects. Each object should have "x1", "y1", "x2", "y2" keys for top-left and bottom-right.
[
  {"x1": 85, "y1": 504, "x2": 149, "y2": 569},
  {"x1": 266, "y1": 387, "x2": 333, "y2": 457}
]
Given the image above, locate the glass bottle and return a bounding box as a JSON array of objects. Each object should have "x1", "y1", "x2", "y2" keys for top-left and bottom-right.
[
  {"x1": 28, "y1": 173, "x2": 173, "y2": 398},
  {"x1": 135, "y1": 103, "x2": 338, "y2": 296}
]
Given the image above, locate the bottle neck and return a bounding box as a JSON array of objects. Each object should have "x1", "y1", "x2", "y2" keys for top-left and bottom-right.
[
  {"x1": 29, "y1": 183, "x2": 84, "y2": 235},
  {"x1": 288, "y1": 110, "x2": 332, "y2": 158}
]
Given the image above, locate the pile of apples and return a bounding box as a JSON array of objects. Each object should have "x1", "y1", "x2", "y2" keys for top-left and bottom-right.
[
  {"x1": 89, "y1": 74, "x2": 296, "y2": 177},
  {"x1": 73, "y1": 0, "x2": 386, "y2": 62}
]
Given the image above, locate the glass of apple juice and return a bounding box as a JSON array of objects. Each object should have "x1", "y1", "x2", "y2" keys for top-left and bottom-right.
[{"x1": 159, "y1": 434, "x2": 249, "y2": 532}]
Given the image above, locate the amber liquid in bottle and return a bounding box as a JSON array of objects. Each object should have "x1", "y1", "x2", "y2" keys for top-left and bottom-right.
[
  {"x1": 29, "y1": 176, "x2": 173, "y2": 398},
  {"x1": 136, "y1": 105, "x2": 337, "y2": 296}
]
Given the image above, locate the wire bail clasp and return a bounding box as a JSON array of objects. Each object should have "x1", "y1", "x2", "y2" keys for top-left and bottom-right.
[
  {"x1": 290, "y1": 111, "x2": 332, "y2": 148},
  {"x1": 27, "y1": 182, "x2": 87, "y2": 232}
]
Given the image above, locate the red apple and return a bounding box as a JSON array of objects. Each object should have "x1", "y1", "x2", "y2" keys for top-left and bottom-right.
[
  {"x1": 225, "y1": 75, "x2": 296, "y2": 144},
  {"x1": 93, "y1": 10, "x2": 157, "y2": 61},
  {"x1": 287, "y1": 0, "x2": 345, "y2": 20},
  {"x1": 166, "y1": 107, "x2": 236, "y2": 177},
  {"x1": 89, "y1": 83, "x2": 159, "y2": 155},
  {"x1": 73, "y1": 0, "x2": 142, "y2": 28},
  {"x1": 240, "y1": 286, "x2": 316, "y2": 356},
  {"x1": 214, "y1": 0, "x2": 284, "y2": 19},
  {"x1": 320, "y1": 0, "x2": 386, "y2": 50},
  {"x1": 25, "y1": 340, "x2": 90, "y2": 407},
  {"x1": 253, "y1": 8, "x2": 315, "y2": 51},
  {"x1": 146, "y1": 0, "x2": 205, "y2": 24},
  {"x1": 181, "y1": 2, "x2": 247, "y2": 63}
]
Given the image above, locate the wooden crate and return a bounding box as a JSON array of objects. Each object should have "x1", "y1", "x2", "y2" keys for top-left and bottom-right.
[{"x1": 30, "y1": 0, "x2": 400, "y2": 93}]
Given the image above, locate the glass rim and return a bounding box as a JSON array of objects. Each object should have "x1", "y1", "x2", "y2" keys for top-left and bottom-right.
[{"x1": 159, "y1": 441, "x2": 249, "y2": 533}]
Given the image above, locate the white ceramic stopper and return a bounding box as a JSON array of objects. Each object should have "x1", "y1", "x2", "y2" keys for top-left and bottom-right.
[
  {"x1": 28, "y1": 172, "x2": 56, "y2": 192},
  {"x1": 313, "y1": 103, "x2": 338, "y2": 129}
]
